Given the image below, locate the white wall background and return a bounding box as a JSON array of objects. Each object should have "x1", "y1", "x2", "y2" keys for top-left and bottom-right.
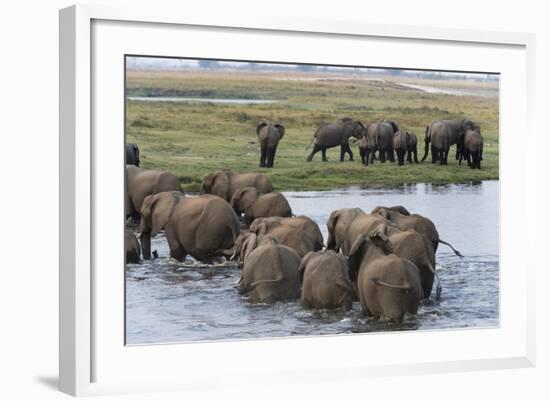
[{"x1": 0, "y1": 1, "x2": 547, "y2": 400}]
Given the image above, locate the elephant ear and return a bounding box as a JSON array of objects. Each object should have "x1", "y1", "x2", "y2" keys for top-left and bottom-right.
[
  {"x1": 347, "y1": 234, "x2": 367, "y2": 281},
  {"x1": 256, "y1": 121, "x2": 268, "y2": 135},
  {"x1": 372, "y1": 206, "x2": 390, "y2": 220},
  {"x1": 369, "y1": 226, "x2": 393, "y2": 255},
  {"x1": 274, "y1": 123, "x2": 285, "y2": 140},
  {"x1": 326, "y1": 210, "x2": 341, "y2": 250},
  {"x1": 388, "y1": 120, "x2": 400, "y2": 133},
  {"x1": 389, "y1": 205, "x2": 410, "y2": 216},
  {"x1": 252, "y1": 221, "x2": 269, "y2": 236},
  {"x1": 241, "y1": 233, "x2": 258, "y2": 263},
  {"x1": 297, "y1": 251, "x2": 315, "y2": 284},
  {"x1": 211, "y1": 171, "x2": 231, "y2": 200},
  {"x1": 231, "y1": 187, "x2": 258, "y2": 213},
  {"x1": 151, "y1": 192, "x2": 182, "y2": 237},
  {"x1": 139, "y1": 194, "x2": 157, "y2": 233}
]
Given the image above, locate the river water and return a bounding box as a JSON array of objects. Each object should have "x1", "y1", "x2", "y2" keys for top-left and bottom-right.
[{"x1": 126, "y1": 181, "x2": 499, "y2": 344}]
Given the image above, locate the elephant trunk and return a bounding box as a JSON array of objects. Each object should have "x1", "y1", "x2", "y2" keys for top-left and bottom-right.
[{"x1": 140, "y1": 231, "x2": 152, "y2": 260}]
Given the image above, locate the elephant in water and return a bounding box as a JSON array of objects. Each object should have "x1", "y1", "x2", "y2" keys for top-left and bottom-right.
[
  {"x1": 249, "y1": 216, "x2": 324, "y2": 258},
  {"x1": 256, "y1": 121, "x2": 285, "y2": 168},
  {"x1": 139, "y1": 191, "x2": 185, "y2": 259},
  {"x1": 126, "y1": 165, "x2": 183, "y2": 220},
  {"x1": 125, "y1": 229, "x2": 141, "y2": 264},
  {"x1": 236, "y1": 235, "x2": 301, "y2": 303},
  {"x1": 421, "y1": 118, "x2": 476, "y2": 165},
  {"x1": 200, "y1": 170, "x2": 273, "y2": 202},
  {"x1": 347, "y1": 232, "x2": 423, "y2": 322},
  {"x1": 371, "y1": 206, "x2": 462, "y2": 256},
  {"x1": 327, "y1": 207, "x2": 440, "y2": 299},
  {"x1": 299, "y1": 250, "x2": 355, "y2": 311},
  {"x1": 365, "y1": 120, "x2": 399, "y2": 163},
  {"x1": 126, "y1": 143, "x2": 140, "y2": 167},
  {"x1": 230, "y1": 187, "x2": 292, "y2": 225},
  {"x1": 306, "y1": 118, "x2": 365, "y2": 162},
  {"x1": 164, "y1": 195, "x2": 241, "y2": 263},
  {"x1": 393, "y1": 131, "x2": 419, "y2": 165},
  {"x1": 458, "y1": 128, "x2": 484, "y2": 169}
]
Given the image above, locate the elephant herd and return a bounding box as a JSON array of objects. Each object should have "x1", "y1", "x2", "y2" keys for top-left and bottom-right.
[
  {"x1": 125, "y1": 163, "x2": 463, "y2": 323},
  {"x1": 254, "y1": 117, "x2": 484, "y2": 169}
]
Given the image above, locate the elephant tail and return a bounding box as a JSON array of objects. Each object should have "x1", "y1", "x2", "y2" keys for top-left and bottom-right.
[
  {"x1": 371, "y1": 278, "x2": 412, "y2": 291},
  {"x1": 305, "y1": 127, "x2": 320, "y2": 150},
  {"x1": 438, "y1": 239, "x2": 463, "y2": 258},
  {"x1": 241, "y1": 276, "x2": 284, "y2": 294}
]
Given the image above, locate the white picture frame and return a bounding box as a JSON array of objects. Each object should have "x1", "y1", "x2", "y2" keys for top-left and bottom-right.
[{"x1": 59, "y1": 4, "x2": 536, "y2": 397}]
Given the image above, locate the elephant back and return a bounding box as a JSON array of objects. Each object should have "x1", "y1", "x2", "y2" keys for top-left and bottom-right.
[
  {"x1": 314, "y1": 123, "x2": 348, "y2": 147},
  {"x1": 392, "y1": 131, "x2": 408, "y2": 151}
]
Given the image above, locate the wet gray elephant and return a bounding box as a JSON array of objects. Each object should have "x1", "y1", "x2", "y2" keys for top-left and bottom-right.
[
  {"x1": 393, "y1": 131, "x2": 419, "y2": 165},
  {"x1": 306, "y1": 118, "x2": 365, "y2": 162},
  {"x1": 421, "y1": 118, "x2": 476, "y2": 165},
  {"x1": 164, "y1": 195, "x2": 241, "y2": 263},
  {"x1": 236, "y1": 235, "x2": 301, "y2": 303},
  {"x1": 125, "y1": 229, "x2": 141, "y2": 264},
  {"x1": 139, "y1": 191, "x2": 185, "y2": 259},
  {"x1": 365, "y1": 120, "x2": 399, "y2": 163},
  {"x1": 126, "y1": 165, "x2": 183, "y2": 220},
  {"x1": 458, "y1": 128, "x2": 484, "y2": 169},
  {"x1": 299, "y1": 250, "x2": 355, "y2": 311},
  {"x1": 371, "y1": 206, "x2": 462, "y2": 256},
  {"x1": 328, "y1": 207, "x2": 439, "y2": 299},
  {"x1": 126, "y1": 143, "x2": 140, "y2": 167},
  {"x1": 256, "y1": 121, "x2": 285, "y2": 168},
  {"x1": 249, "y1": 216, "x2": 324, "y2": 258},
  {"x1": 230, "y1": 187, "x2": 292, "y2": 225},
  {"x1": 347, "y1": 232, "x2": 423, "y2": 322},
  {"x1": 200, "y1": 170, "x2": 273, "y2": 202}
]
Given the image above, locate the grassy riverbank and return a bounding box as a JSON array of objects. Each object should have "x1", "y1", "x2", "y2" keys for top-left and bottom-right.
[{"x1": 126, "y1": 70, "x2": 499, "y2": 192}]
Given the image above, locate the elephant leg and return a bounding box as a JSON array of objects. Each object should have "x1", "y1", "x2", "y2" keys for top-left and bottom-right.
[
  {"x1": 307, "y1": 144, "x2": 322, "y2": 162},
  {"x1": 260, "y1": 146, "x2": 267, "y2": 168},
  {"x1": 388, "y1": 149, "x2": 395, "y2": 163},
  {"x1": 369, "y1": 149, "x2": 376, "y2": 164},
  {"x1": 414, "y1": 149, "x2": 419, "y2": 163},
  {"x1": 268, "y1": 146, "x2": 277, "y2": 168},
  {"x1": 379, "y1": 150, "x2": 386, "y2": 163},
  {"x1": 342, "y1": 143, "x2": 353, "y2": 161},
  {"x1": 406, "y1": 149, "x2": 412, "y2": 164},
  {"x1": 422, "y1": 272, "x2": 435, "y2": 300},
  {"x1": 165, "y1": 222, "x2": 187, "y2": 261},
  {"x1": 140, "y1": 231, "x2": 151, "y2": 260},
  {"x1": 321, "y1": 147, "x2": 328, "y2": 162},
  {"x1": 340, "y1": 145, "x2": 346, "y2": 162}
]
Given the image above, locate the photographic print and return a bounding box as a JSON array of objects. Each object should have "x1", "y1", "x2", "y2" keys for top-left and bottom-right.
[{"x1": 124, "y1": 56, "x2": 499, "y2": 344}]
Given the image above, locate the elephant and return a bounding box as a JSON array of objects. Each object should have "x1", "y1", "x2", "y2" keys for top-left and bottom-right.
[
  {"x1": 365, "y1": 120, "x2": 399, "y2": 163},
  {"x1": 164, "y1": 194, "x2": 241, "y2": 263},
  {"x1": 200, "y1": 170, "x2": 273, "y2": 202},
  {"x1": 357, "y1": 136, "x2": 373, "y2": 166},
  {"x1": 299, "y1": 250, "x2": 355, "y2": 311},
  {"x1": 371, "y1": 206, "x2": 462, "y2": 256},
  {"x1": 458, "y1": 128, "x2": 484, "y2": 169},
  {"x1": 256, "y1": 121, "x2": 285, "y2": 168},
  {"x1": 393, "y1": 131, "x2": 419, "y2": 165},
  {"x1": 236, "y1": 235, "x2": 301, "y2": 303},
  {"x1": 421, "y1": 118, "x2": 476, "y2": 165},
  {"x1": 326, "y1": 207, "x2": 367, "y2": 253},
  {"x1": 232, "y1": 231, "x2": 260, "y2": 264},
  {"x1": 306, "y1": 118, "x2": 365, "y2": 162},
  {"x1": 230, "y1": 187, "x2": 292, "y2": 225},
  {"x1": 328, "y1": 207, "x2": 440, "y2": 299},
  {"x1": 125, "y1": 229, "x2": 141, "y2": 264},
  {"x1": 126, "y1": 143, "x2": 140, "y2": 167},
  {"x1": 249, "y1": 215, "x2": 324, "y2": 258},
  {"x1": 126, "y1": 165, "x2": 183, "y2": 220},
  {"x1": 347, "y1": 232, "x2": 423, "y2": 322},
  {"x1": 139, "y1": 191, "x2": 185, "y2": 259}
]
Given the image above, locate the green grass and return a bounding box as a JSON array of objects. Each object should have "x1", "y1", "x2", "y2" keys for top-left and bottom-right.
[{"x1": 126, "y1": 70, "x2": 499, "y2": 192}]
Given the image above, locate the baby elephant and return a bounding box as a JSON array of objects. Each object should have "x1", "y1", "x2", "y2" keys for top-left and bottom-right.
[
  {"x1": 299, "y1": 250, "x2": 355, "y2": 311},
  {"x1": 357, "y1": 136, "x2": 373, "y2": 166},
  {"x1": 230, "y1": 187, "x2": 292, "y2": 225},
  {"x1": 459, "y1": 128, "x2": 484, "y2": 169},
  {"x1": 125, "y1": 229, "x2": 141, "y2": 264},
  {"x1": 256, "y1": 121, "x2": 285, "y2": 168},
  {"x1": 348, "y1": 232, "x2": 423, "y2": 322},
  {"x1": 236, "y1": 235, "x2": 301, "y2": 303}
]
